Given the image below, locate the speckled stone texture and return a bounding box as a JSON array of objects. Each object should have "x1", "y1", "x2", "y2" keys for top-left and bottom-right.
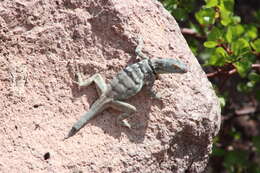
[{"x1": 0, "y1": 0, "x2": 221, "y2": 172}]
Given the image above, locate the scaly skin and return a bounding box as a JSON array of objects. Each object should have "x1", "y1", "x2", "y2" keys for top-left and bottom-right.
[{"x1": 65, "y1": 38, "x2": 187, "y2": 139}]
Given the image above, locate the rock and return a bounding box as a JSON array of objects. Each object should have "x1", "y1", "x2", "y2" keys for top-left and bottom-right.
[{"x1": 0, "y1": 0, "x2": 220, "y2": 172}]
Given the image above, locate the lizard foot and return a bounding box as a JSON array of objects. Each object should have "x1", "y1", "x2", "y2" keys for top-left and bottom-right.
[
  {"x1": 117, "y1": 114, "x2": 144, "y2": 129},
  {"x1": 117, "y1": 113, "x2": 133, "y2": 129}
]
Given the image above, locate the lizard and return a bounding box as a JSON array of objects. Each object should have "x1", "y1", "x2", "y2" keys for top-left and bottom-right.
[{"x1": 65, "y1": 38, "x2": 188, "y2": 139}]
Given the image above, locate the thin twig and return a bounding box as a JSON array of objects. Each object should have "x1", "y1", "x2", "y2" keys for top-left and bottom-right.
[
  {"x1": 207, "y1": 64, "x2": 260, "y2": 78},
  {"x1": 181, "y1": 28, "x2": 205, "y2": 40}
]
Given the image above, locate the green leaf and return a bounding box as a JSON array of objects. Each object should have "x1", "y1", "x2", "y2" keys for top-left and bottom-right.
[
  {"x1": 219, "y1": 10, "x2": 232, "y2": 26},
  {"x1": 226, "y1": 27, "x2": 232, "y2": 43},
  {"x1": 249, "y1": 72, "x2": 260, "y2": 83},
  {"x1": 225, "y1": 25, "x2": 244, "y2": 43},
  {"x1": 244, "y1": 25, "x2": 258, "y2": 40},
  {"x1": 195, "y1": 8, "x2": 216, "y2": 25},
  {"x1": 208, "y1": 27, "x2": 223, "y2": 41},
  {"x1": 233, "y1": 24, "x2": 244, "y2": 36},
  {"x1": 218, "y1": 0, "x2": 234, "y2": 26},
  {"x1": 216, "y1": 47, "x2": 229, "y2": 57},
  {"x1": 234, "y1": 60, "x2": 252, "y2": 77},
  {"x1": 251, "y1": 39, "x2": 260, "y2": 52},
  {"x1": 204, "y1": 41, "x2": 218, "y2": 48},
  {"x1": 205, "y1": 0, "x2": 218, "y2": 8},
  {"x1": 220, "y1": 0, "x2": 234, "y2": 12},
  {"x1": 232, "y1": 15, "x2": 241, "y2": 24},
  {"x1": 235, "y1": 24, "x2": 245, "y2": 37},
  {"x1": 208, "y1": 47, "x2": 228, "y2": 66},
  {"x1": 231, "y1": 38, "x2": 250, "y2": 56},
  {"x1": 218, "y1": 96, "x2": 226, "y2": 107}
]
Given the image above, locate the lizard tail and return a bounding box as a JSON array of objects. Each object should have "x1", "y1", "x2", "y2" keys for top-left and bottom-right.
[{"x1": 64, "y1": 97, "x2": 110, "y2": 139}]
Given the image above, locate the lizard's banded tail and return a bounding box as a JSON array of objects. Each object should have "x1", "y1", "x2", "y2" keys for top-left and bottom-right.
[{"x1": 65, "y1": 97, "x2": 110, "y2": 139}]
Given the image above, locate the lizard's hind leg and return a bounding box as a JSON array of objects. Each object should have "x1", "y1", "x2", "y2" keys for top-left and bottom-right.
[
  {"x1": 75, "y1": 73, "x2": 108, "y2": 96},
  {"x1": 110, "y1": 100, "x2": 137, "y2": 128}
]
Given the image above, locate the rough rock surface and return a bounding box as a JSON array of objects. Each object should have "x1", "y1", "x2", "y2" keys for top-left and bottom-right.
[{"x1": 0, "y1": 0, "x2": 221, "y2": 172}]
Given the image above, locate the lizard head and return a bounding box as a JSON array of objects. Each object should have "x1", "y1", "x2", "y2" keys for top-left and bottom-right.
[{"x1": 150, "y1": 58, "x2": 188, "y2": 74}]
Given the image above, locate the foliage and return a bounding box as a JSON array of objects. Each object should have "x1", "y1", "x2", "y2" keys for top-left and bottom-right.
[{"x1": 160, "y1": 0, "x2": 260, "y2": 172}]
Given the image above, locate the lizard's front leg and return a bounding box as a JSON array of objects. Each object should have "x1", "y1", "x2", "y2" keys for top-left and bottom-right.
[
  {"x1": 135, "y1": 37, "x2": 149, "y2": 60},
  {"x1": 144, "y1": 74, "x2": 163, "y2": 99},
  {"x1": 146, "y1": 83, "x2": 168, "y2": 100},
  {"x1": 75, "y1": 73, "x2": 107, "y2": 96},
  {"x1": 109, "y1": 100, "x2": 137, "y2": 128}
]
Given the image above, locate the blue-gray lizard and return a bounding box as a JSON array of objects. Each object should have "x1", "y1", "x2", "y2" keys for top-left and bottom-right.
[{"x1": 65, "y1": 38, "x2": 187, "y2": 139}]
